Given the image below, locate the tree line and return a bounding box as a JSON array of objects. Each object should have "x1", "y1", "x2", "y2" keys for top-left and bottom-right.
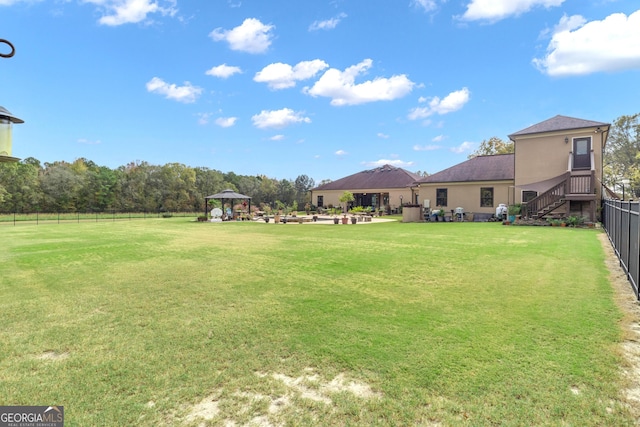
[{"x1": 0, "y1": 158, "x2": 316, "y2": 214}]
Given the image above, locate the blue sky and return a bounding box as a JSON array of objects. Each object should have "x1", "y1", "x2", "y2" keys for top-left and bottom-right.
[{"x1": 1, "y1": 0, "x2": 639, "y2": 182}]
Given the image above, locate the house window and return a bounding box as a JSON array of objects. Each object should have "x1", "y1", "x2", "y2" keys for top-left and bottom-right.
[
  {"x1": 317, "y1": 195, "x2": 324, "y2": 208},
  {"x1": 522, "y1": 191, "x2": 537, "y2": 203},
  {"x1": 436, "y1": 188, "x2": 447, "y2": 207},
  {"x1": 480, "y1": 187, "x2": 494, "y2": 207}
]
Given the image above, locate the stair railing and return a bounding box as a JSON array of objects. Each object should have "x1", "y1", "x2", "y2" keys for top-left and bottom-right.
[{"x1": 521, "y1": 172, "x2": 569, "y2": 219}]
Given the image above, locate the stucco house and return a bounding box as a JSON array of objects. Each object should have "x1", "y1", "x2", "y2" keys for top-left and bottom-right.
[
  {"x1": 310, "y1": 164, "x2": 421, "y2": 213},
  {"x1": 416, "y1": 115, "x2": 610, "y2": 222}
]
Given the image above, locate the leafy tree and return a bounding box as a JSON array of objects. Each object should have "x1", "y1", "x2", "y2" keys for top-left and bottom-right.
[
  {"x1": 277, "y1": 179, "x2": 295, "y2": 205},
  {"x1": 604, "y1": 113, "x2": 640, "y2": 198},
  {"x1": 194, "y1": 167, "x2": 226, "y2": 210},
  {"x1": 468, "y1": 137, "x2": 514, "y2": 159},
  {"x1": 294, "y1": 174, "x2": 315, "y2": 205},
  {"x1": 116, "y1": 161, "x2": 154, "y2": 212},
  {"x1": 236, "y1": 175, "x2": 262, "y2": 204},
  {"x1": 339, "y1": 190, "x2": 355, "y2": 214},
  {"x1": 151, "y1": 163, "x2": 195, "y2": 211},
  {"x1": 258, "y1": 175, "x2": 278, "y2": 207},
  {"x1": 0, "y1": 160, "x2": 41, "y2": 213},
  {"x1": 39, "y1": 161, "x2": 84, "y2": 212}
]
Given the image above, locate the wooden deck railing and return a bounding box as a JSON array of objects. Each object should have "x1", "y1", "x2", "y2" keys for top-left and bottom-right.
[{"x1": 568, "y1": 171, "x2": 595, "y2": 194}]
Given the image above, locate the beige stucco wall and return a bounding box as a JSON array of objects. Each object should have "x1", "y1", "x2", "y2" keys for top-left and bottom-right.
[
  {"x1": 417, "y1": 180, "x2": 513, "y2": 215},
  {"x1": 513, "y1": 127, "x2": 605, "y2": 204}
]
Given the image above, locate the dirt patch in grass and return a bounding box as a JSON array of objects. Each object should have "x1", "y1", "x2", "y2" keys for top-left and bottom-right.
[
  {"x1": 179, "y1": 368, "x2": 380, "y2": 426},
  {"x1": 36, "y1": 350, "x2": 69, "y2": 361},
  {"x1": 598, "y1": 232, "x2": 640, "y2": 420},
  {"x1": 184, "y1": 394, "x2": 220, "y2": 425}
]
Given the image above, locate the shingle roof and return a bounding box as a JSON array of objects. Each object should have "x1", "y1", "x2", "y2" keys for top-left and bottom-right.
[
  {"x1": 312, "y1": 164, "x2": 422, "y2": 191},
  {"x1": 508, "y1": 115, "x2": 609, "y2": 138},
  {"x1": 417, "y1": 154, "x2": 514, "y2": 184}
]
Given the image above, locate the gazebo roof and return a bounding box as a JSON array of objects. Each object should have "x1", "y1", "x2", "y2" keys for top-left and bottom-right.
[{"x1": 205, "y1": 189, "x2": 251, "y2": 199}]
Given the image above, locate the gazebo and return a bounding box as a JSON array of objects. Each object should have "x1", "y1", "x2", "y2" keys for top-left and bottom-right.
[{"x1": 204, "y1": 189, "x2": 251, "y2": 220}]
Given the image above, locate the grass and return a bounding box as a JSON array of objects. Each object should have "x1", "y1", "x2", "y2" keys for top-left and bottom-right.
[{"x1": 0, "y1": 219, "x2": 634, "y2": 426}]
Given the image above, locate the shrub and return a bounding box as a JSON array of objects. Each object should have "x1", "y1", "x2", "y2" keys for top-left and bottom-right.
[{"x1": 566, "y1": 215, "x2": 585, "y2": 227}]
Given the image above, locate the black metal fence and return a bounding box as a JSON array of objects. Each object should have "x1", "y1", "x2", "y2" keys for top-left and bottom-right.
[
  {"x1": 0, "y1": 210, "x2": 199, "y2": 226},
  {"x1": 602, "y1": 199, "x2": 640, "y2": 300}
]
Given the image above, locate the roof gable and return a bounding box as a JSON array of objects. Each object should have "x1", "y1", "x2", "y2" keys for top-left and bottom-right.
[
  {"x1": 418, "y1": 154, "x2": 514, "y2": 184},
  {"x1": 509, "y1": 115, "x2": 609, "y2": 138},
  {"x1": 313, "y1": 164, "x2": 421, "y2": 191}
]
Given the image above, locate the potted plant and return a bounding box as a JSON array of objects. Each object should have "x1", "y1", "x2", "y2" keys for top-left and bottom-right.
[
  {"x1": 339, "y1": 191, "x2": 355, "y2": 224},
  {"x1": 507, "y1": 204, "x2": 521, "y2": 223},
  {"x1": 263, "y1": 205, "x2": 272, "y2": 223},
  {"x1": 330, "y1": 206, "x2": 340, "y2": 224},
  {"x1": 566, "y1": 215, "x2": 584, "y2": 227}
]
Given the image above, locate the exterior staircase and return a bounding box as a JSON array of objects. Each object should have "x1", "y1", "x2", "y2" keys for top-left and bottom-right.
[{"x1": 521, "y1": 170, "x2": 595, "y2": 220}]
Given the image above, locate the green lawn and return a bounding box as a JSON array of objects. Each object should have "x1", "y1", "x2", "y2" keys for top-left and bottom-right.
[{"x1": 0, "y1": 220, "x2": 633, "y2": 426}]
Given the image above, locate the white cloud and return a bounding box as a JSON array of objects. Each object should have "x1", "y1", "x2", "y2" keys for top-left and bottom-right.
[
  {"x1": 270, "y1": 134, "x2": 285, "y2": 141},
  {"x1": 146, "y1": 77, "x2": 202, "y2": 103},
  {"x1": 210, "y1": 18, "x2": 274, "y2": 54},
  {"x1": 196, "y1": 112, "x2": 212, "y2": 125},
  {"x1": 413, "y1": 144, "x2": 440, "y2": 151},
  {"x1": 450, "y1": 141, "x2": 475, "y2": 153},
  {"x1": 77, "y1": 138, "x2": 102, "y2": 145},
  {"x1": 335, "y1": 150, "x2": 348, "y2": 156},
  {"x1": 254, "y1": 60, "x2": 329, "y2": 90},
  {"x1": 0, "y1": 0, "x2": 30, "y2": 5},
  {"x1": 408, "y1": 88, "x2": 470, "y2": 120},
  {"x1": 460, "y1": 0, "x2": 564, "y2": 23},
  {"x1": 432, "y1": 134, "x2": 445, "y2": 142},
  {"x1": 251, "y1": 108, "x2": 311, "y2": 129},
  {"x1": 363, "y1": 159, "x2": 414, "y2": 168},
  {"x1": 533, "y1": 11, "x2": 640, "y2": 76},
  {"x1": 205, "y1": 64, "x2": 242, "y2": 78},
  {"x1": 83, "y1": 0, "x2": 177, "y2": 26},
  {"x1": 309, "y1": 13, "x2": 347, "y2": 31},
  {"x1": 377, "y1": 133, "x2": 390, "y2": 139},
  {"x1": 412, "y1": 0, "x2": 438, "y2": 12},
  {"x1": 215, "y1": 117, "x2": 237, "y2": 128},
  {"x1": 304, "y1": 59, "x2": 415, "y2": 106}
]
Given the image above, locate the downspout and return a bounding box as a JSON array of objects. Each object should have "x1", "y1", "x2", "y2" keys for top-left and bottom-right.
[
  {"x1": 600, "y1": 126, "x2": 609, "y2": 201},
  {"x1": 509, "y1": 136, "x2": 516, "y2": 206}
]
